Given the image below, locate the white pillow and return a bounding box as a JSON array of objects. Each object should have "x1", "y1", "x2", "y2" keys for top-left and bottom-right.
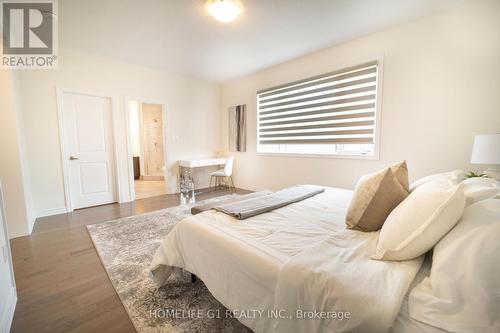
[
  {"x1": 372, "y1": 181, "x2": 465, "y2": 261},
  {"x1": 409, "y1": 169, "x2": 465, "y2": 192},
  {"x1": 462, "y1": 177, "x2": 500, "y2": 206},
  {"x1": 409, "y1": 199, "x2": 500, "y2": 333}
]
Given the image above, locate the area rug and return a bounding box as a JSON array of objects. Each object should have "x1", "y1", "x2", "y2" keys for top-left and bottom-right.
[{"x1": 87, "y1": 195, "x2": 253, "y2": 333}]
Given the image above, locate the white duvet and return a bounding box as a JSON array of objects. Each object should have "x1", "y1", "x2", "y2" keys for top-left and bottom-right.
[{"x1": 150, "y1": 187, "x2": 423, "y2": 332}]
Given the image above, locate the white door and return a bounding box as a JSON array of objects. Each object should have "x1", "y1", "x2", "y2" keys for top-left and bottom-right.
[
  {"x1": 62, "y1": 92, "x2": 117, "y2": 209},
  {"x1": 0, "y1": 182, "x2": 17, "y2": 331}
]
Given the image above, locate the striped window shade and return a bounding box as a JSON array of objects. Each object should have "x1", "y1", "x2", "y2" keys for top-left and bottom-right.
[{"x1": 257, "y1": 61, "x2": 379, "y2": 153}]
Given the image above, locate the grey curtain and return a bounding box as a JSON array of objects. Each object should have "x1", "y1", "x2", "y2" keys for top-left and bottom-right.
[{"x1": 229, "y1": 104, "x2": 247, "y2": 152}]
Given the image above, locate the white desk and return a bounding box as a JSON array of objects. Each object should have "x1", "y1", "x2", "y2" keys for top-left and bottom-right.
[
  {"x1": 178, "y1": 158, "x2": 228, "y2": 194},
  {"x1": 178, "y1": 158, "x2": 228, "y2": 168}
]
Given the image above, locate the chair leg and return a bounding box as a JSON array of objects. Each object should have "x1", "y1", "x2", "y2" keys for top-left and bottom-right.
[
  {"x1": 209, "y1": 175, "x2": 213, "y2": 192},
  {"x1": 229, "y1": 176, "x2": 236, "y2": 192}
]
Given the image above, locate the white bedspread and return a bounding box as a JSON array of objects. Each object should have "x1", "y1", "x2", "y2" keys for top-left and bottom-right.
[
  {"x1": 390, "y1": 256, "x2": 448, "y2": 333},
  {"x1": 274, "y1": 230, "x2": 423, "y2": 333},
  {"x1": 150, "y1": 187, "x2": 423, "y2": 332}
]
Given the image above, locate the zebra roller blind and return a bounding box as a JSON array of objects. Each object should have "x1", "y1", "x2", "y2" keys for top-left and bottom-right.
[{"x1": 257, "y1": 61, "x2": 379, "y2": 146}]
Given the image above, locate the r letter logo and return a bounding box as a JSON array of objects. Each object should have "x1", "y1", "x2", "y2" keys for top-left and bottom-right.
[{"x1": 1, "y1": 0, "x2": 58, "y2": 68}]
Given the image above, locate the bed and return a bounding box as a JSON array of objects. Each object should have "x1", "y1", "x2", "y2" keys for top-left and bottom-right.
[
  {"x1": 150, "y1": 187, "x2": 443, "y2": 333},
  {"x1": 390, "y1": 257, "x2": 447, "y2": 333}
]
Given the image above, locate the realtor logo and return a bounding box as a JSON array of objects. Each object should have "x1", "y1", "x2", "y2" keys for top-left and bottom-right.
[{"x1": 1, "y1": 0, "x2": 58, "y2": 68}]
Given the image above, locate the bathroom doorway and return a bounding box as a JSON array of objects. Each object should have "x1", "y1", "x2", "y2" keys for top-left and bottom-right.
[{"x1": 127, "y1": 100, "x2": 167, "y2": 200}]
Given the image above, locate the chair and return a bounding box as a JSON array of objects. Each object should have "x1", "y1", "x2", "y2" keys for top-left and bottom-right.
[{"x1": 209, "y1": 157, "x2": 235, "y2": 192}]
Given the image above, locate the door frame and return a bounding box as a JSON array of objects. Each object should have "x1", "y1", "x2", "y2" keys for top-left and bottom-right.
[
  {"x1": 0, "y1": 179, "x2": 17, "y2": 333},
  {"x1": 56, "y1": 87, "x2": 122, "y2": 212},
  {"x1": 124, "y1": 96, "x2": 168, "y2": 201}
]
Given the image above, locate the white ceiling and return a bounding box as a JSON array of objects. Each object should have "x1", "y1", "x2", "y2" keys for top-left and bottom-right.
[{"x1": 59, "y1": 0, "x2": 463, "y2": 82}]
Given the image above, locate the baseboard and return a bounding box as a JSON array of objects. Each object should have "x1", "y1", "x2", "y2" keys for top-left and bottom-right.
[
  {"x1": 28, "y1": 215, "x2": 36, "y2": 234},
  {"x1": 28, "y1": 218, "x2": 34, "y2": 234},
  {"x1": 0, "y1": 286, "x2": 17, "y2": 333},
  {"x1": 36, "y1": 206, "x2": 68, "y2": 218},
  {"x1": 235, "y1": 184, "x2": 264, "y2": 192}
]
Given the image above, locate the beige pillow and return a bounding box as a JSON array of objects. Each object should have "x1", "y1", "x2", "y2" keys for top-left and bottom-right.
[
  {"x1": 346, "y1": 161, "x2": 409, "y2": 232},
  {"x1": 372, "y1": 181, "x2": 465, "y2": 261}
]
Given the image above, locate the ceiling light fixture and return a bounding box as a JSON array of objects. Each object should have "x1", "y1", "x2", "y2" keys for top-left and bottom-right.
[{"x1": 206, "y1": 0, "x2": 244, "y2": 23}]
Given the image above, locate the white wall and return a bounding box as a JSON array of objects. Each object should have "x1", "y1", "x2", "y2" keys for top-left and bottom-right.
[
  {"x1": 129, "y1": 101, "x2": 141, "y2": 157},
  {"x1": 12, "y1": 0, "x2": 500, "y2": 221},
  {"x1": 19, "y1": 49, "x2": 221, "y2": 217},
  {"x1": 221, "y1": 0, "x2": 500, "y2": 191},
  {"x1": 11, "y1": 73, "x2": 36, "y2": 233},
  {"x1": 0, "y1": 67, "x2": 34, "y2": 238}
]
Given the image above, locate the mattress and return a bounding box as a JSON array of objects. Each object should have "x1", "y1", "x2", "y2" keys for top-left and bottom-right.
[
  {"x1": 151, "y1": 186, "x2": 424, "y2": 332},
  {"x1": 152, "y1": 187, "x2": 354, "y2": 331}
]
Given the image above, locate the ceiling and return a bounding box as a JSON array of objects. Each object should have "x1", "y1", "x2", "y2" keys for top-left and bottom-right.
[{"x1": 59, "y1": 0, "x2": 463, "y2": 82}]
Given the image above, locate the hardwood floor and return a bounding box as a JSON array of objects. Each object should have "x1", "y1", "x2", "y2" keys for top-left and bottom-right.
[
  {"x1": 9, "y1": 188, "x2": 250, "y2": 333},
  {"x1": 134, "y1": 180, "x2": 167, "y2": 200}
]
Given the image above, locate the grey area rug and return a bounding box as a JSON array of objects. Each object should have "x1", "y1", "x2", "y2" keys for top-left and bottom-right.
[{"x1": 87, "y1": 195, "x2": 253, "y2": 333}]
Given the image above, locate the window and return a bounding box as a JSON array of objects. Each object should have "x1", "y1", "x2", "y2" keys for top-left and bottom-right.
[{"x1": 257, "y1": 61, "x2": 380, "y2": 157}]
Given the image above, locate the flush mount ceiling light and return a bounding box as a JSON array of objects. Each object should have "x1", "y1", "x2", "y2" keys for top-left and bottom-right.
[{"x1": 206, "y1": 0, "x2": 244, "y2": 23}]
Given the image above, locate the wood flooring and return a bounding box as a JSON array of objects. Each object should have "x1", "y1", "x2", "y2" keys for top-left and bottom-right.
[
  {"x1": 9, "y1": 188, "x2": 250, "y2": 333},
  {"x1": 134, "y1": 180, "x2": 167, "y2": 200}
]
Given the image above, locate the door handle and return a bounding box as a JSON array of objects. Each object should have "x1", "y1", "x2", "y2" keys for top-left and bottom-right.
[{"x1": 69, "y1": 156, "x2": 79, "y2": 160}]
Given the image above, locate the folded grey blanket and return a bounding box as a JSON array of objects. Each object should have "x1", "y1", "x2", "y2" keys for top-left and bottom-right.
[
  {"x1": 191, "y1": 191, "x2": 272, "y2": 215},
  {"x1": 213, "y1": 185, "x2": 325, "y2": 220}
]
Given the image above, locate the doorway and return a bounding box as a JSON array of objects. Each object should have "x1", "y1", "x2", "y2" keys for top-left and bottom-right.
[{"x1": 127, "y1": 100, "x2": 167, "y2": 200}]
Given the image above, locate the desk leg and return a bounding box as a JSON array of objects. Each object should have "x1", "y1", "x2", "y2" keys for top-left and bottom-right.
[{"x1": 179, "y1": 166, "x2": 195, "y2": 195}]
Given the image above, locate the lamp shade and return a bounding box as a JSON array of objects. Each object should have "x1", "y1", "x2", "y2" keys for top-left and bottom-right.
[{"x1": 470, "y1": 134, "x2": 500, "y2": 165}]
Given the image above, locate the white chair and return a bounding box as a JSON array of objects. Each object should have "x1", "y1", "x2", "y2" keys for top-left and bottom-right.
[{"x1": 209, "y1": 157, "x2": 235, "y2": 192}]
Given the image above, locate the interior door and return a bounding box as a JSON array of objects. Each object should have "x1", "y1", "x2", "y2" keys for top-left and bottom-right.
[
  {"x1": 0, "y1": 183, "x2": 16, "y2": 330},
  {"x1": 141, "y1": 103, "x2": 165, "y2": 176},
  {"x1": 62, "y1": 92, "x2": 117, "y2": 209}
]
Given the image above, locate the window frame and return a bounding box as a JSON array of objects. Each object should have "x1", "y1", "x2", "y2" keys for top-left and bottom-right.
[{"x1": 255, "y1": 57, "x2": 383, "y2": 160}]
